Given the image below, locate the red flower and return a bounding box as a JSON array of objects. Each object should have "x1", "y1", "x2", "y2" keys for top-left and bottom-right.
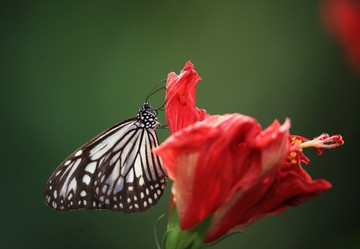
[
  {"x1": 322, "y1": 0, "x2": 360, "y2": 73},
  {"x1": 153, "y1": 62, "x2": 344, "y2": 243}
]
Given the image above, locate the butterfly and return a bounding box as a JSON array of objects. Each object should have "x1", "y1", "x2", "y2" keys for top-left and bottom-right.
[{"x1": 44, "y1": 102, "x2": 167, "y2": 213}]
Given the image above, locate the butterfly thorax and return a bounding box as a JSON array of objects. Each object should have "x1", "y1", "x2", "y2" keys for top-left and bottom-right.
[{"x1": 137, "y1": 103, "x2": 159, "y2": 129}]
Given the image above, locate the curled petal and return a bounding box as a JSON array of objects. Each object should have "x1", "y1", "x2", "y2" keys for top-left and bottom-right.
[{"x1": 165, "y1": 61, "x2": 207, "y2": 134}]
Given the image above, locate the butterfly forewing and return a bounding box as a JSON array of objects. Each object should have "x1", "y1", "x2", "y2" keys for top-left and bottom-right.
[
  {"x1": 44, "y1": 118, "x2": 137, "y2": 211},
  {"x1": 44, "y1": 107, "x2": 167, "y2": 213}
]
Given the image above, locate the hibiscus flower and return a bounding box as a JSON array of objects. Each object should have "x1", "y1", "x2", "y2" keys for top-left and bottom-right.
[
  {"x1": 322, "y1": 0, "x2": 360, "y2": 73},
  {"x1": 153, "y1": 62, "x2": 343, "y2": 246}
]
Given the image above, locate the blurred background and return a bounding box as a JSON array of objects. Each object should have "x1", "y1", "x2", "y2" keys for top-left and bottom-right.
[{"x1": 1, "y1": 1, "x2": 359, "y2": 248}]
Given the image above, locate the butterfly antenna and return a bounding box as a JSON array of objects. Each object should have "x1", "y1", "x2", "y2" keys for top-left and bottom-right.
[
  {"x1": 145, "y1": 79, "x2": 167, "y2": 103},
  {"x1": 154, "y1": 99, "x2": 166, "y2": 111}
]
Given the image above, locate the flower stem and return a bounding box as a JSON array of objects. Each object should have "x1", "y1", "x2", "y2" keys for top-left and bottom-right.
[{"x1": 163, "y1": 204, "x2": 213, "y2": 249}]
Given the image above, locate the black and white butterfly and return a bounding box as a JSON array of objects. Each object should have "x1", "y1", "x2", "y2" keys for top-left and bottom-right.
[{"x1": 44, "y1": 102, "x2": 167, "y2": 213}]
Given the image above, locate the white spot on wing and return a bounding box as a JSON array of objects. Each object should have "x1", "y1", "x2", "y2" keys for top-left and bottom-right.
[
  {"x1": 134, "y1": 156, "x2": 142, "y2": 177},
  {"x1": 85, "y1": 162, "x2": 97, "y2": 173},
  {"x1": 60, "y1": 158, "x2": 81, "y2": 196},
  {"x1": 68, "y1": 178, "x2": 77, "y2": 193},
  {"x1": 114, "y1": 177, "x2": 124, "y2": 193},
  {"x1": 75, "y1": 150, "x2": 83, "y2": 157},
  {"x1": 109, "y1": 160, "x2": 120, "y2": 182},
  {"x1": 110, "y1": 152, "x2": 120, "y2": 166},
  {"x1": 140, "y1": 136, "x2": 151, "y2": 181},
  {"x1": 82, "y1": 174, "x2": 91, "y2": 185},
  {"x1": 126, "y1": 169, "x2": 134, "y2": 183}
]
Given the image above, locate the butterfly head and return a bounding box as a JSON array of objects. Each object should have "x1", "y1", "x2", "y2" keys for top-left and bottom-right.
[{"x1": 137, "y1": 103, "x2": 160, "y2": 129}]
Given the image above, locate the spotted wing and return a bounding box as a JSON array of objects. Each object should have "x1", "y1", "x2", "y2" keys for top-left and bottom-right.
[
  {"x1": 44, "y1": 118, "x2": 139, "y2": 211},
  {"x1": 94, "y1": 126, "x2": 167, "y2": 213}
]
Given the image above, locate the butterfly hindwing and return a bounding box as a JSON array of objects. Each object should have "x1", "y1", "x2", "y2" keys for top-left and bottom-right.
[{"x1": 95, "y1": 127, "x2": 167, "y2": 213}]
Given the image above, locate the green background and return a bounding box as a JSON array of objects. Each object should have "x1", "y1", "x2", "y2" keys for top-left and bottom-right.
[{"x1": 2, "y1": 1, "x2": 359, "y2": 248}]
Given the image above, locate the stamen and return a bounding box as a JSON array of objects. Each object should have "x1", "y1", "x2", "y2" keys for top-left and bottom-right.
[
  {"x1": 299, "y1": 133, "x2": 344, "y2": 155},
  {"x1": 283, "y1": 133, "x2": 343, "y2": 169}
]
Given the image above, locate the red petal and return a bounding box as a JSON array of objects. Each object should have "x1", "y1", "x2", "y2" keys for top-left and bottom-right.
[
  {"x1": 205, "y1": 170, "x2": 331, "y2": 242},
  {"x1": 153, "y1": 114, "x2": 290, "y2": 231},
  {"x1": 165, "y1": 61, "x2": 207, "y2": 134}
]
